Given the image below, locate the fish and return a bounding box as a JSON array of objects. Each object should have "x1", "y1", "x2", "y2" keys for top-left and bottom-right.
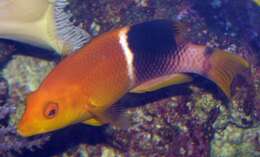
[
  {"x1": 253, "y1": 0, "x2": 260, "y2": 6},
  {"x1": 17, "y1": 20, "x2": 249, "y2": 137},
  {"x1": 0, "y1": 0, "x2": 89, "y2": 53}
]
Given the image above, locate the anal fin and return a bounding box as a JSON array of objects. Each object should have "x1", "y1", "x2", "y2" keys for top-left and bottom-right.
[{"x1": 130, "y1": 73, "x2": 192, "y2": 93}]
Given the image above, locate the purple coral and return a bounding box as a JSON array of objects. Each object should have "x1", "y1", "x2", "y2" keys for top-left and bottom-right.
[
  {"x1": 0, "y1": 41, "x2": 15, "y2": 64},
  {"x1": 0, "y1": 77, "x2": 49, "y2": 156}
]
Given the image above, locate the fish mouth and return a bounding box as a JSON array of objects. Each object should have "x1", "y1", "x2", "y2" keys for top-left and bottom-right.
[
  {"x1": 16, "y1": 121, "x2": 34, "y2": 137},
  {"x1": 17, "y1": 115, "x2": 31, "y2": 137},
  {"x1": 17, "y1": 119, "x2": 41, "y2": 137},
  {"x1": 17, "y1": 128, "x2": 29, "y2": 137},
  {"x1": 17, "y1": 125, "x2": 32, "y2": 137},
  {"x1": 17, "y1": 124, "x2": 46, "y2": 137}
]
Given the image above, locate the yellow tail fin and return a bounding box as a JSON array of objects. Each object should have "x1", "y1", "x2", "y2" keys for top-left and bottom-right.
[{"x1": 206, "y1": 49, "x2": 249, "y2": 98}]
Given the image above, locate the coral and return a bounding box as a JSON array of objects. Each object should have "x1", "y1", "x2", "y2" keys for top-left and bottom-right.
[
  {"x1": 0, "y1": 55, "x2": 53, "y2": 156},
  {"x1": 0, "y1": 126, "x2": 50, "y2": 156},
  {"x1": 0, "y1": 77, "x2": 50, "y2": 156},
  {"x1": 3, "y1": 55, "x2": 54, "y2": 125},
  {"x1": 0, "y1": 41, "x2": 15, "y2": 64},
  {"x1": 3, "y1": 55, "x2": 54, "y2": 93},
  {"x1": 211, "y1": 125, "x2": 260, "y2": 157},
  {"x1": 191, "y1": 0, "x2": 260, "y2": 62},
  {"x1": 0, "y1": 77, "x2": 8, "y2": 106}
]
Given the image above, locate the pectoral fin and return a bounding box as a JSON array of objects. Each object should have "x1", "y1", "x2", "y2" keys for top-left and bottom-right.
[
  {"x1": 87, "y1": 100, "x2": 130, "y2": 129},
  {"x1": 130, "y1": 73, "x2": 192, "y2": 93},
  {"x1": 94, "y1": 105, "x2": 130, "y2": 129}
]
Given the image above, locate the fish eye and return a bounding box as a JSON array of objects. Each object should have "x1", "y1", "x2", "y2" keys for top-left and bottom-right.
[{"x1": 44, "y1": 102, "x2": 59, "y2": 119}]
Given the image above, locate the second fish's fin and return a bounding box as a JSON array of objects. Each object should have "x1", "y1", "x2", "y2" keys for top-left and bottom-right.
[
  {"x1": 130, "y1": 73, "x2": 192, "y2": 93},
  {"x1": 0, "y1": 0, "x2": 90, "y2": 53},
  {"x1": 205, "y1": 49, "x2": 249, "y2": 98}
]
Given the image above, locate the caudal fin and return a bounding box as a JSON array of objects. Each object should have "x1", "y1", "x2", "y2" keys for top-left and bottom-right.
[{"x1": 206, "y1": 49, "x2": 249, "y2": 98}]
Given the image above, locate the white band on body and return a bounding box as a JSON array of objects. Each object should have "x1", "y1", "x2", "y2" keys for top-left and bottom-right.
[{"x1": 118, "y1": 28, "x2": 135, "y2": 87}]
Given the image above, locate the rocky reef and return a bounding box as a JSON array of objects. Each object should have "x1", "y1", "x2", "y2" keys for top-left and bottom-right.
[
  {"x1": 0, "y1": 75, "x2": 50, "y2": 156},
  {"x1": 0, "y1": 0, "x2": 259, "y2": 157}
]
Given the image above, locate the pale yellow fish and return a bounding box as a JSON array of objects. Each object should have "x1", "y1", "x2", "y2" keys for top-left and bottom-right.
[
  {"x1": 253, "y1": 0, "x2": 260, "y2": 6},
  {"x1": 0, "y1": 0, "x2": 89, "y2": 53}
]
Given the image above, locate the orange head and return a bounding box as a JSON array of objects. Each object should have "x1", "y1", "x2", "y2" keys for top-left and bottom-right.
[{"x1": 17, "y1": 86, "x2": 91, "y2": 137}]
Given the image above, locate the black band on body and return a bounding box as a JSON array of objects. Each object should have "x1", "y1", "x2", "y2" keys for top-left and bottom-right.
[{"x1": 127, "y1": 20, "x2": 179, "y2": 83}]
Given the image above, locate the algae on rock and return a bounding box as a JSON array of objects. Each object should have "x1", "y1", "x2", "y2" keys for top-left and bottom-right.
[
  {"x1": 2, "y1": 55, "x2": 54, "y2": 125},
  {"x1": 211, "y1": 124, "x2": 260, "y2": 157}
]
